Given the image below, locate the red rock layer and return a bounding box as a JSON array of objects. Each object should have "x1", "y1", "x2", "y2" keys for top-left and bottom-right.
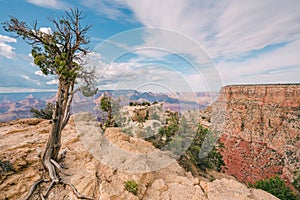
[{"x1": 217, "y1": 84, "x2": 300, "y2": 184}]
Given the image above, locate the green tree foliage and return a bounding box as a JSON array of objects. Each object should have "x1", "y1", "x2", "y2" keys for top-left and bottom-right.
[
  {"x1": 181, "y1": 125, "x2": 224, "y2": 172},
  {"x1": 30, "y1": 102, "x2": 54, "y2": 119},
  {"x1": 129, "y1": 101, "x2": 150, "y2": 106},
  {"x1": 141, "y1": 102, "x2": 150, "y2": 106},
  {"x1": 151, "y1": 112, "x2": 160, "y2": 120},
  {"x1": 142, "y1": 107, "x2": 224, "y2": 175},
  {"x1": 100, "y1": 95, "x2": 112, "y2": 112},
  {"x1": 147, "y1": 111, "x2": 180, "y2": 148},
  {"x1": 292, "y1": 174, "x2": 300, "y2": 199},
  {"x1": 293, "y1": 174, "x2": 300, "y2": 192},
  {"x1": 146, "y1": 113, "x2": 224, "y2": 174},
  {"x1": 161, "y1": 111, "x2": 179, "y2": 143},
  {"x1": 99, "y1": 95, "x2": 122, "y2": 130},
  {"x1": 250, "y1": 176, "x2": 297, "y2": 200}
]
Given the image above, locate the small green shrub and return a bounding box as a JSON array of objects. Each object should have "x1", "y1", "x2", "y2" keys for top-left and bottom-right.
[
  {"x1": 181, "y1": 125, "x2": 224, "y2": 172},
  {"x1": 151, "y1": 112, "x2": 160, "y2": 120},
  {"x1": 30, "y1": 102, "x2": 54, "y2": 119},
  {"x1": 99, "y1": 95, "x2": 122, "y2": 130},
  {"x1": 292, "y1": 174, "x2": 300, "y2": 192},
  {"x1": 250, "y1": 176, "x2": 297, "y2": 200},
  {"x1": 124, "y1": 180, "x2": 138, "y2": 195}
]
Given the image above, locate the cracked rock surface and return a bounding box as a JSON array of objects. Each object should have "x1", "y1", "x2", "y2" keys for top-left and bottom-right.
[{"x1": 0, "y1": 115, "x2": 278, "y2": 200}]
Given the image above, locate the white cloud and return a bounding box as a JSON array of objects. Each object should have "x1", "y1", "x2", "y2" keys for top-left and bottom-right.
[
  {"x1": 0, "y1": 87, "x2": 56, "y2": 93},
  {"x1": 0, "y1": 34, "x2": 17, "y2": 59},
  {"x1": 46, "y1": 79, "x2": 58, "y2": 85},
  {"x1": 26, "y1": 0, "x2": 70, "y2": 10},
  {"x1": 207, "y1": 0, "x2": 300, "y2": 58},
  {"x1": 25, "y1": 53, "x2": 36, "y2": 67},
  {"x1": 21, "y1": 75, "x2": 30, "y2": 80},
  {"x1": 99, "y1": 64, "x2": 198, "y2": 92},
  {"x1": 20, "y1": 74, "x2": 41, "y2": 85},
  {"x1": 133, "y1": 28, "x2": 211, "y2": 65},
  {"x1": 0, "y1": 35, "x2": 16, "y2": 43},
  {"x1": 121, "y1": 0, "x2": 300, "y2": 58},
  {"x1": 39, "y1": 27, "x2": 52, "y2": 35},
  {"x1": 86, "y1": 52, "x2": 142, "y2": 84},
  {"x1": 103, "y1": 0, "x2": 300, "y2": 86},
  {"x1": 216, "y1": 39, "x2": 300, "y2": 84},
  {"x1": 34, "y1": 70, "x2": 47, "y2": 77},
  {"x1": 80, "y1": 0, "x2": 130, "y2": 20},
  {"x1": 86, "y1": 52, "x2": 208, "y2": 92}
]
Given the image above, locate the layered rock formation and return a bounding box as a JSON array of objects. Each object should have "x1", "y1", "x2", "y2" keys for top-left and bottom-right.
[
  {"x1": 0, "y1": 115, "x2": 278, "y2": 199},
  {"x1": 0, "y1": 93, "x2": 54, "y2": 122},
  {"x1": 209, "y1": 84, "x2": 300, "y2": 185}
]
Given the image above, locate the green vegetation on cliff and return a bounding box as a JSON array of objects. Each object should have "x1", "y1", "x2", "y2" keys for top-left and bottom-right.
[
  {"x1": 250, "y1": 176, "x2": 297, "y2": 200},
  {"x1": 124, "y1": 180, "x2": 139, "y2": 195},
  {"x1": 179, "y1": 125, "x2": 224, "y2": 175},
  {"x1": 30, "y1": 102, "x2": 54, "y2": 120},
  {"x1": 145, "y1": 111, "x2": 224, "y2": 176}
]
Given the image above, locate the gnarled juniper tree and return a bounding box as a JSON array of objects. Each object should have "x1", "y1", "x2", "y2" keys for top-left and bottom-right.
[{"x1": 3, "y1": 8, "x2": 96, "y2": 199}]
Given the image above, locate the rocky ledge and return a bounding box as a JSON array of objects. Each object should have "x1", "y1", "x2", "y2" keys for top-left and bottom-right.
[{"x1": 0, "y1": 114, "x2": 278, "y2": 200}]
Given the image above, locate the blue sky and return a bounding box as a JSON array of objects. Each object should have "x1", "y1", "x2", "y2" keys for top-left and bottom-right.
[{"x1": 0, "y1": 0, "x2": 299, "y2": 93}]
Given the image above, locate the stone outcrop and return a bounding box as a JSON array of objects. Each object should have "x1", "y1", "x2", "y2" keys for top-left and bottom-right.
[
  {"x1": 207, "y1": 84, "x2": 300, "y2": 185},
  {"x1": 0, "y1": 115, "x2": 279, "y2": 199},
  {"x1": 131, "y1": 107, "x2": 149, "y2": 122}
]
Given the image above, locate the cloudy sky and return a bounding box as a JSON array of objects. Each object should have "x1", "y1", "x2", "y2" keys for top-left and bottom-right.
[{"x1": 0, "y1": 0, "x2": 299, "y2": 93}]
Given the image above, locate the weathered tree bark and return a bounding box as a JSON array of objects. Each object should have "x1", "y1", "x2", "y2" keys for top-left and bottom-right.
[
  {"x1": 42, "y1": 79, "x2": 72, "y2": 182},
  {"x1": 24, "y1": 79, "x2": 93, "y2": 199}
]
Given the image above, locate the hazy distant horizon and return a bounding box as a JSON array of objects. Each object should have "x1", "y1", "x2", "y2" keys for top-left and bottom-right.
[{"x1": 1, "y1": 82, "x2": 300, "y2": 94}]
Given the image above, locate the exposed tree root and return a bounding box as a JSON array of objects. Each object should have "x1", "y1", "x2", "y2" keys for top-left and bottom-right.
[
  {"x1": 50, "y1": 159, "x2": 71, "y2": 176},
  {"x1": 43, "y1": 180, "x2": 55, "y2": 198},
  {"x1": 24, "y1": 161, "x2": 94, "y2": 200},
  {"x1": 61, "y1": 178, "x2": 94, "y2": 200},
  {"x1": 40, "y1": 194, "x2": 45, "y2": 200},
  {"x1": 58, "y1": 148, "x2": 69, "y2": 164},
  {"x1": 24, "y1": 179, "x2": 44, "y2": 200},
  {"x1": 44, "y1": 158, "x2": 60, "y2": 183}
]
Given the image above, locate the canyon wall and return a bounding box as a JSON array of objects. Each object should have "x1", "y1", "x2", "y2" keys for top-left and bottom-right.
[{"x1": 214, "y1": 84, "x2": 300, "y2": 184}]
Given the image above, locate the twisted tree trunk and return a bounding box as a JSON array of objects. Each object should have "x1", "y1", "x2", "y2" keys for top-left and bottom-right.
[
  {"x1": 25, "y1": 81, "x2": 94, "y2": 200},
  {"x1": 42, "y1": 78, "x2": 72, "y2": 181}
]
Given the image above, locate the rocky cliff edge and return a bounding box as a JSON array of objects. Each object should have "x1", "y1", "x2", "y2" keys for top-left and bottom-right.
[{"x1": 0, "y1": 113, "x2": 278, "y2": 200}]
